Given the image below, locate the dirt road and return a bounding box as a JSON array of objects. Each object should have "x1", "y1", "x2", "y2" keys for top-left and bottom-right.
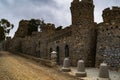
[{"x1": 0, "y1": 51, "x2": 77, "y2": 80}]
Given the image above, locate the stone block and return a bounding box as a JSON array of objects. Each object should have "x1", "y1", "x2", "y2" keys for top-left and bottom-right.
[
  {"x1": 61, "y1": 67, "x2": 71, "y2": 72},
  {"x1": 62, "y1": 58, "x2": 71, "y2": 72},
  {"x1": 98, "y1": 63, "x2": 110, "y2": 80},
  {"x1": 75, "y1": 60, "x2": 87, "y2": 77}
]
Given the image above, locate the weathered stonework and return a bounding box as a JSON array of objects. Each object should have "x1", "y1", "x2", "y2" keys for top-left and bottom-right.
[
  {"x1": 96, "y1": 7, "x2": 120, "y2": 70},
  {"x1": 3, "y1": 0, "x2": 120, "y2": 70},
  {"x1": 14, "y1": 20, "x2": 30, "y2": 38},
  {"x1": 70, "y1": 0, "x2": 94, "y2": 26}
]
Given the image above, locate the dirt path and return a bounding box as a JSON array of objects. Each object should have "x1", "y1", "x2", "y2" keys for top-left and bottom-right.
[{"x1": 0, "y1": 51, "x2": 77, "y2": 80}]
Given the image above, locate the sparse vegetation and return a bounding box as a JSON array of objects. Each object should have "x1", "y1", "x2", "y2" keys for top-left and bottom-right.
[{"x1": 0, "y1": 19, "x2": 14, "y2": 42}]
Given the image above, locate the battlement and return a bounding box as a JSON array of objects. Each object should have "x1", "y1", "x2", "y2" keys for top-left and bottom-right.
[
  {"x1": 112, "y1": 6, "x2": 120, "y2": 10},
  {"x1": 82, "y1": 0, "x2": 93, "y2": 3},
  {"x1": 72, "y1": 0, "x2": 93, "y2": 3},
  {"x1": 103, "y1": 6, "x2": 120, "y2": 12},
  {"x1": 102, "y1": 6, "x2": 120, "y2": 23},
  {"x1": 72, "y1": 0, "x2": 79, "y2": 3},
  {"x1": 40, "y1": 23, "x2": 55, "y2": 32},
  {"x1": 71, "y1": 0, "x2": 94, "y2": 26}
]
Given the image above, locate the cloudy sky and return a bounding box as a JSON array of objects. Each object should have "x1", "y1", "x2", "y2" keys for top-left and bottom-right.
[{"x1": 0, "y1": 0, "x2": 120, "y2": 37}]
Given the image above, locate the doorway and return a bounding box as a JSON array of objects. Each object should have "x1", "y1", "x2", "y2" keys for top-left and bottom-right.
[
  {"x1": 56, "y1": 46, "x2": 60, "y2": 65},
  {"x1": 49, "y1": 48, "x2": 52, "y2": 59},
  {"x1": 65, "y1": 45, "x2": 69, "y2": 57}
]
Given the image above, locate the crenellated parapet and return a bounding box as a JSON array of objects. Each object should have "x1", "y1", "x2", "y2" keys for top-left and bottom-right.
[
  {"x1": 102, "y1": 6, "x2": 120, "y2": 23},
  {"x1": 70, "y1": 0, "x2": 94, "y2": 26},
  {"x1": 40, "y1": 23, "x2": 55, "y2": 32},
  {"x1": 96, "y1": 6, "x2": 120, "y2": 70}
]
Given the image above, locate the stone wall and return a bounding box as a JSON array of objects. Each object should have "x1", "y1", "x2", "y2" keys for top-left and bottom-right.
[
  {"x1": 3, "y1": 0, "x2": 120, "y2": 70},
  {"x1": 96, "y1": 23, "x2": 120, "y2": 70},
  {"x1": 14, "y1": 20, "x2": 29, "y2": 38},
  {"x1": 47, "y1": 26, "x2": 73, "y2": 65},
  {"x1": 21, "y1": 37, "x2": 36, "y2": 56},
  {"x1": 5, "y1": 0, "x2": 97, "y2": 67},
  {"x1": 9, "y1": 38, "x2": 22, "y2": 53},
  {"x1": 102, "y1": 6, "x2": 120, "y2": 23},
  {"x1": 96, "y1": 7, "x2": 120, "y2": 70},
  {"x1": 71, "y1": 23, "x2": 96, "y2": 67}
]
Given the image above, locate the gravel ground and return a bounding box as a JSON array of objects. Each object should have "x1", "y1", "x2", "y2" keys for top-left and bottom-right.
[
  {"x1": 0, "y1": 51, "x2": 119, "y2": 80},
  {"x1": 0, "y1": 51, "x2": 78, "y2": 80},
  {"x1": 68, "y1": 68, "x2": 120, "y2": 80}
]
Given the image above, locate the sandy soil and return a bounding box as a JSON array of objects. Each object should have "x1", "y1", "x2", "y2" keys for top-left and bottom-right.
[{"x1": 0, "y1": 51, "x2": 78, "y2": 80}]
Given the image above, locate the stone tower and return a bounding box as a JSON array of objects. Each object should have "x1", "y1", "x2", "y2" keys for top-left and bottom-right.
[
  {"x1": 70, "y1": 0, "x2": 94, "y2": 26},
  {"x1": 70, "y1": 0, "x2": 96, "y2": 67}
]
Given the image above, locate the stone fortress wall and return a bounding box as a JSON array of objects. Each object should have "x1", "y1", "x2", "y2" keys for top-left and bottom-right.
[
  {"x1": 96, "y1": 6, "x2": 120, "y2": 70},
  {"x1": 4, "y1": 0, "x2": 120, "y2": 70}
]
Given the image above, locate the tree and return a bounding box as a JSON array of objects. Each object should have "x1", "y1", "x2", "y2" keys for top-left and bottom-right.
[
  {"x1": 27, "y1": 19, "x2": 41, "y2": 35},
  {"x1": 0, "y1": 19, "x2": 14, "y2": 42},
  {"x1": 27, "y1": 19, "x2": 45, "y2": 35},
  {"x1": 56, "y1": 26, "x2": 63, "y2": 31},
  {"x1": 0, "y1": 27, "x2": 5, "y2": 42}
]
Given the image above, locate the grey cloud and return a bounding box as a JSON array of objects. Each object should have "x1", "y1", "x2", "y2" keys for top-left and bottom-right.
[
  {"x1": 0, "y1": 0, "x2": 119, "y2": 37},
  {"x1": 0, "y1": 0, "x2": 70, "y2": 37}
]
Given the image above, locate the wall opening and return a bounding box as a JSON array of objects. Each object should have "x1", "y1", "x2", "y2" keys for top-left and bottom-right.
[
  {"x1": 49, "y1": 48, "x2": 52, "y2": 59},
  {"x1": 50, "y1": 48, "x2": 52, "y2": 53},
  {"x1": 65, "y1": 45, "x2": 69, "y2": 57},
  {"x1": 56, "y1": 46, "x2": 60, "y2": 65},
  {"x1": 38, "y1": 41, "x2": 41, "y2": 57},
  {"x1": 115, "y1": 26, "x2": 118, "y2": 28}
]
